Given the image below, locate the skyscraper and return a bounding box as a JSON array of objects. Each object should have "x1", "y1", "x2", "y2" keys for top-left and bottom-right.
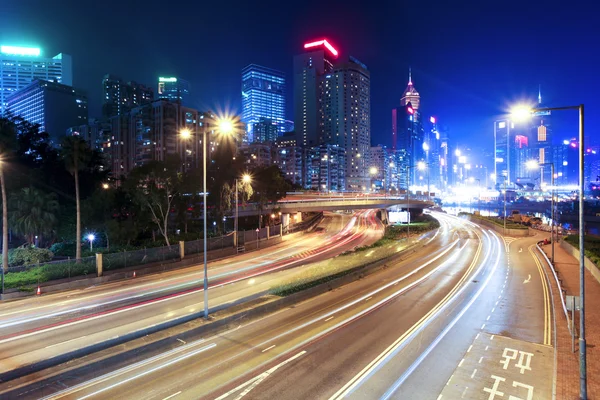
[
  {"x1": 0, "y1": 45, "x2": 72, "y2": 115},
  {"x1": 323, "y1": 56, "x2": 371, "y2": 190},
  {"x1": 241, "y1": 64, "x2": 286, "y2": 143},
  {"x1": 6, "y1": 79, "x2": 87, "y2": 143},
  {"x1": 157, "y1": 77, "x2": 190, "y2": 105},
  {"x1": 293, "y1": 39, "x2": 337, "y2": 148},
  {"x1": 102, "y1": 74, "x2": 153, "y2": 118},
  {"x1": 392, "y1": 70, "x2": 424, "y2": 188}
]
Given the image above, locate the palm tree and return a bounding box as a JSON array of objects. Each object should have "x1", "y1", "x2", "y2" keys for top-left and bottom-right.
[
  {"x1": 0, "y1": 118, "x2": 17, "y2": 275},
  {"x1": 9, "y1": 187, "x2": 59, "y2": 245},
  {"x1": 61, "y1": 136, "x2": 92, "y2": 260}
]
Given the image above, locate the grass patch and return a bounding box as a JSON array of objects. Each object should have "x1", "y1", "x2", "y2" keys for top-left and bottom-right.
[
  {"x1": 271, "y1": 215, "x2": 440, "y2": 296},
  {"x1": 565, "y1": 234, "x2": 600, "y2": 267}
]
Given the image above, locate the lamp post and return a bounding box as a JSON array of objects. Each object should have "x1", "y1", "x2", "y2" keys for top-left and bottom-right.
[
  {"x1": 475, "y1": 178, "x2": 481, "y2": 214},
  {"x1": 180, "y1": 115, "x2": 235, "y2": 320},
  {"x1": 514, "y1": 103, "x2": 586, "y2": 398},
  {"x1": 235, "y1": 173, "x2": 251, "y2": 249},
  {"x1": 423, "y1": 142, "x2": 430, "y2": 200},
  {"x1": 87, "y1": 234, "x2": 95, "y2": 251},
  {"x1": 527, "y1": 160, "x2": 555, "y2": 263}
]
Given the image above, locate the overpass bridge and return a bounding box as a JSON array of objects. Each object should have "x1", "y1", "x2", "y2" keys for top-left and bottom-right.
[{"x1": 236, "y1": 196, "x2": 434, "y2": 217}]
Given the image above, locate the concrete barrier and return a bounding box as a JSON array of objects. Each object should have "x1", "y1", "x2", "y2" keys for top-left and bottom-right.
[{"x1": 559, "y1": 239, "x2": 600, "y2": 285}]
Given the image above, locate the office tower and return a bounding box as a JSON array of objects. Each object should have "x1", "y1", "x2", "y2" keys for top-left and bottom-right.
[
  {"x1": 7, "y1": 79, "x2": 87, "y2": 143},
  {"x1": 283, "y1": 120, "x2": 294, "y2": 133},
  {"x1": 241, "y1": 64, "x2": 286, "y2": 143},
  {"x1": 252, "y1": 117, "x2": 279, "y2": 143},
  {"x1": 322, "y1": 56, "x2": 370, "y2": 191},
  {"x1": 274, "y1": 145, "x2": 305, "y2": 187},
  {"x1": 293, "y1": 39, "x2": 337, "y2": 148},
  {"x1": 157, "y1": 77, "x2": 190, "y2": 105},
  {"x1": 0, "y1": 45, "x2": 72, "y2": 115},
  {"x1": 306, "y1": 144, "x2": 346, "y2": 191},
  {"x1": 102, "y1": 74, "x2": 153, "y2": 118},
  {"x1": 529, "y1": 88, "x2": 553, "y2": 185},
  {"x1": 392, "y1": 70, "x2": 424, "y2": 189},
  {"x1": 108, "y1": 100, "x2": 206, "y2": 178}
]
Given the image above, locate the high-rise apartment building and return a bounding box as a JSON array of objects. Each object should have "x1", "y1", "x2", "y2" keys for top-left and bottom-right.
[
  {"x1": 306, "y1": 144, "x2": 346, "y2": 191},
  {"x1": 241, "y1": 64, "x2": 286, "y2": 142},
  {"x1": 157, "y1": 76, "x2": 190, "y2": 105},
  {"x1": 322, "y1": 56, "x2": 371, "y2": 190},
  {"x1": 0, "y1": 45, "x2": 72, "y2": 115},
  {"x1": 252, "y1": 118, "x2": 279, "y2": 143},
  {"x1": 102, "y1": 74, "x2": 153, "y2": 118},
  {"x1": 293, "y1": 39, "x2": 337, "y2": 148},
  {"x1": 6, "y1": 79, "x2": 87, "y2": 142}
]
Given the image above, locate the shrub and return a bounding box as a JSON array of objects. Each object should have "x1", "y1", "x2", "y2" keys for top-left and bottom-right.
[
  {"x1": 7, "y1": 247, "x2": 54, "y2": 266},
  {"x1": 50, "y1": 242, "x2": 77, "y2": 257},
  {"x1": 4, "y1": 260, "x2": 95, "y2": 289}
]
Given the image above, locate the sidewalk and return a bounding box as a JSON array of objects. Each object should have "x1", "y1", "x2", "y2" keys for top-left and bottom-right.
[{"x1": 539, "y1": 240, "x2": 600, "y2": 399}]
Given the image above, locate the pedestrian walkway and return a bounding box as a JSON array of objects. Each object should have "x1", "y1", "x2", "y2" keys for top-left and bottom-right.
[{"x1": 538, "y1": 239, "x2": 600, "y2": 399}]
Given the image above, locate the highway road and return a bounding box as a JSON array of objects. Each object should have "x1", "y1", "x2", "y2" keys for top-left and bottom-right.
[
  {"x1": 0, "y1": 210, "x2": 382, "y2": 382},
  {"x1": 1, "y1": 213, "x2": 555, "y2": 400}
]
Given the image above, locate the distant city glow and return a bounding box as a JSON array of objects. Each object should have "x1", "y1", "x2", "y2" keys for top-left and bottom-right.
[
  {"x1": 303, "y1": 39, "x2": 339, "y2": 57},
  {"x1": 159, "y1": 77, "x2": 177, "y2": 82},
  {"x1": 1, "y1": 45, "x2": 41, "y2": 56}
]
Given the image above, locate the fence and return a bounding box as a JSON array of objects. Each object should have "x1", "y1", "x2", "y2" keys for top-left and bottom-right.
[
  {"x1": 3, "y1": 218, "x2": 321, "y2": 290},
  {"x1": 102, "y1": 245, "x2": 180, "y2": 271},
  {"x1": 4, "y1": 256, "x2": 96, "y2": 289}
]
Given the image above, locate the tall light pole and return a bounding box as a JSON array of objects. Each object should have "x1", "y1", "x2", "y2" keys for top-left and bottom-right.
[
  {"x1": 475, "y1": 178, "x2": 481, "y2": 214},
  {"x1": 180, "y1": 115, "x2": 235, "y2": 320},
  {"x1": 423, "y1": 142, "x2": 430, "y2": 200},
  {"x1": 514, "y1": 104, "x2": 586, "y2": 398},
  {"x1": 235, "y1": 173, "x2": 251, "y2": 249},
  {"x1": 527, "y1": 160, "x2": 555, "y2": 263}
]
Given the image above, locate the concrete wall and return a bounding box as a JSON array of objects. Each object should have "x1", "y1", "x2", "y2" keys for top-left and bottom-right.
[{"x1": 559, "y1": 239, "x2": 600, "y2": 284}]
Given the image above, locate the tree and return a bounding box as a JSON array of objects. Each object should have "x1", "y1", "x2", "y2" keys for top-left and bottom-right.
[
  {"x1": 250, "y1": 165, "x2": 291, "y2": 227},
  {"x1": 0, "y1": 118, "x2": 17, "y2": 273},
  {"x1": 9, "y1": 187, "x2": 59, "y2": 246},
  {"x1": 61, "y1": 136, "x2": 93, "y2": 260},
  {"x1": 125, "y1": 156, "x2": 182, "y2": 246}
]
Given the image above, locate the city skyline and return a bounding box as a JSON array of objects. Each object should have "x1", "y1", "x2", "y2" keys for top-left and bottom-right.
[{"x1": 2, "y1": 0, "x2": 597, "y2": 151}]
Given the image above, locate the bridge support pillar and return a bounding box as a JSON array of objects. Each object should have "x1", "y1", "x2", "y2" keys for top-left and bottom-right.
[
  {"x1": 295, "y1": 212, "x2": 303, "y2": 223},
  {"x1": 282, "y1": 213, "x2": 290, "y2": 231},
  {"x1": 267, "y1": 225, "x2": 270, "y2": 240}
]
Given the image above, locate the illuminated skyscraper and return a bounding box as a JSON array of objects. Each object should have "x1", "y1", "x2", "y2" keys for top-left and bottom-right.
[
  {"x1": 157, "y1": 76, "x2": 190, "y2": 105},
  {"x1": 0, "y1": 45, "x2": 72, "y2": 115},
  {"x1": 323, "y1": 56, "x2": 370, "y2": 190},
  {"x1": 241, "y1": 64, "x2": 285, "y2": 143},
  {"x1": 293, "y1": 39, "x2": 337, "y2": 148},
  {"x1": 392, "y1": 70, "x2": 424, "y2": 188},
  {"x1": 6, "y1": 79, "x2": 87, "y2": 143}
]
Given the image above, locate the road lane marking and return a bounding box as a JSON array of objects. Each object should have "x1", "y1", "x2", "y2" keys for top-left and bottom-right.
[
  {"x1": 467, "y1": 345, "x2": 473, "y2": 353},
  {"x1": 261, "y1": 345, "x2": 276, "y2": 353},
  {"x1": 529, "y1": 245, "x2": 552, "y2": 345},
  {"x1": 177, "y1": 338, "x2": 186, "y2": 345},
  {"x1": 331, "y1": 221, "x2": 494, "y2": 400},
  {"x1": 41, "y1": 341, "x2": 215, "y2": 400},
  {"x1": 324, "y1": 316, "x2": 334, "y2": 322},
  {"x1": 214, "y1": 351, "x2": 306, "y2": 400},
  {"x1": 365, "y1": 296, "x2": 372, "y2": 301},
  {"x1": 471, "y1": 368, "x2": 477, "y2": 378},
  {"x1": 162, "y1": 391, "x2": 181, "y2": 400}
]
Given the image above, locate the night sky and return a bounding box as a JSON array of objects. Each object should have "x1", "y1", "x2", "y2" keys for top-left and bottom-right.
[{"x1": 2, "y1": 0, "x2": 599, "y2": 159}]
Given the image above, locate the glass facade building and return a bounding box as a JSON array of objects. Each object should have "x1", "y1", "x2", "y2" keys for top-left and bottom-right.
[
  {"x1": 6, "y1": 79, "x2": 87, "y2": 143},
  {"x1": 242, "y1": 64, "x2": 285, "y2": 143},
  {"x1": 0, "y1": 45, "x2": 72, "y2": 115},
  {"x1": 157, "y1": 76, "x2": 190, "y2": 106}
]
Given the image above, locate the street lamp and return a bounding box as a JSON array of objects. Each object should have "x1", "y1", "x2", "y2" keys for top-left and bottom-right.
[
  {"x1": 513, "y1": 103, "x2": 587, "y2": 398},
  {"x1": 180, "y1": 114, "x2": 236, "y2": 320},
  {"x1": 423, "y1": 143, "x2": 430, "y2": 200},
  {"x1": 222, "y1": 216, "x2": 226, "y2": 233},
  {"x1": 527, "y1": 160, "x2": 555, "y2": 263},
  {"x1": 102, "y1": 183, "x2": 109, "y2": 190},
  {"x1": 235, "y1": 173, "x2": 251, "y2": 249},
  {"x1": 86, "y1": 234, "x2": 95, "y2": 251}
]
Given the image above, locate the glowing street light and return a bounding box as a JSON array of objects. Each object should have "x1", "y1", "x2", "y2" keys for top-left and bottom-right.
[
  {"x1": 86, "y1": 234, "x2": 95, "y2": 251},
  {"x1": 102, "y1": 183, "x2": 110, "y2": 190},
  {"x1": 369, "y1": 166, "x2": 378, "y2": 175}
]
